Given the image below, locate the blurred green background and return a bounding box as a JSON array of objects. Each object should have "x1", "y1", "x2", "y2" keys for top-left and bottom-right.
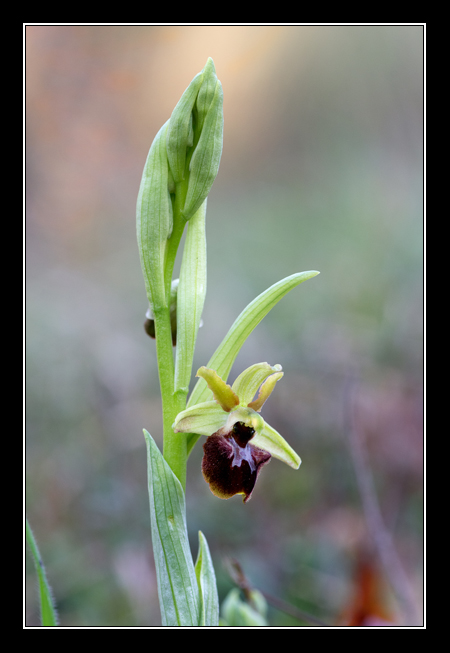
[{"x1": 25, "y1": 25, "x2": 423, "y2": 627}]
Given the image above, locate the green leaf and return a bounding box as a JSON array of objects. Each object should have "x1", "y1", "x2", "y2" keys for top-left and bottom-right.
[
  {"x1": 195, "y1": 531, "x2": 219, "y2": 626},
  {"x1": 26, "y1": 518, "x2": 58, "y2": 627},
  {"x1": 186, "y1": 271, "x2": 319, "y2": 456},
  {"x1": 144, "y1": 430, "x2": 200, "y2": 626}
]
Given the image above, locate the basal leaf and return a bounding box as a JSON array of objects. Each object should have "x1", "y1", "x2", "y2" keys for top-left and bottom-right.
[{"x1": 144, "y1": 430, "x2": 200, "y2": 626}]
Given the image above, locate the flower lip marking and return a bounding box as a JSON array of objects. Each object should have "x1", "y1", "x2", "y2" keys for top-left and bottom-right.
[{"x1": 228, "y1": 422, "x2": 257, "y2": 471}]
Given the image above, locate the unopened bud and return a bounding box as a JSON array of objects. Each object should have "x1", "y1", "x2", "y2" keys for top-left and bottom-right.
[
  {"x1": 166, "y1": 72, "x2": 203, "y2": 184},
  {"x1": 144, "y1": 279, "x2": 179, "y2": 346},
  {"x1": 221, "y1": 588, "x2": 268, "y2": 627},
  {"x1": 195, "y1": 57, "x2": 218, "y2": 133},
  {"x1": 183, "y1": 78, "x2": 223, "y2": 220}
]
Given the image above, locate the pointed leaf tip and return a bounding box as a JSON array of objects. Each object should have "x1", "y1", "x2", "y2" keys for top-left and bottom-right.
[{"x1": 195, "y1": 531, "x2": 219, "y2": 626}]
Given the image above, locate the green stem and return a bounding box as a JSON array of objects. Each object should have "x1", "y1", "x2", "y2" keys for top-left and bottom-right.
[
  {"x1": 153, "y1": 303, "x2": 188, "y2": 490},
  {"x1": 156, "y1": 179, "x2": 190, "y2": 491},
  {"x1": 164, "y1": 180, "x2": 188, "y2": 294}
]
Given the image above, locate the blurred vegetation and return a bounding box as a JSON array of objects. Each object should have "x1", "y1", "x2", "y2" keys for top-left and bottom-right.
[{"x1": 26, "y1": 25, "x2": 423, "y2": 627}]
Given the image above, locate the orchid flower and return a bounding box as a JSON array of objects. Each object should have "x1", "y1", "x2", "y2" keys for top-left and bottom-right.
[{"x1": 173, "y1": 363, "x2": 301, "y2": 502}]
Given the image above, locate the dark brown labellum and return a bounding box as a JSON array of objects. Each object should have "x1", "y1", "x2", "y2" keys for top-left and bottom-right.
[{"x1": 202, "y1": 422, "x2": 271, "y2": 503}]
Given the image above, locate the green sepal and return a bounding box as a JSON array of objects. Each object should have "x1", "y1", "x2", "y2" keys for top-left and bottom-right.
[
  {"x1": 144, "y1": 430, "x2": 200, "y2": 626},
  {"x1": 26, "y1": 518, "x2": 59, "y2": 627},
  {"x1": 186, "y1": 271, "x2": 319, "y2": 456},
  {"x1": 252, "y1": 421, "x2": 301, "y2": 469},
  {"x1": 136, "y1": 122, "x2": 173, "y2": 309},
  {"x1": 173, "y1": 400, "x2": 226, "y2": 436},
  {"x1": 195, "y1": 531, "x2": 219, "y2": 626}
]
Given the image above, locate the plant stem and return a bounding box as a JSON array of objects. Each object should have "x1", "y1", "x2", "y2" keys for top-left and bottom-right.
[
  {"x1": 165, "y1": 180, "x2": 188, "y2": 292},
  {"x1": 155, "y1": 179, "x2": 190, "y2": 491},
  {"x1": 153, "y1": 302, "x2": 188, "y2": 490}
]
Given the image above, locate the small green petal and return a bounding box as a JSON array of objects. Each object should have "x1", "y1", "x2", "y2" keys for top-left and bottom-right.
[
  {"x1": 173, "y1": 401, "x2": 227, "y2": 436},
  {"x1": 231, "y1": 362, "x2": 282, "y2": 406},
  {"x1": 196, "y1": 367, "x2": 239, "y2": 412},
  {"x1": 247, "y1": 371, "x2": 284, "y2": 412},
  {"x1": 251, "y1": 422, "x2": 301, "y2": 469}
]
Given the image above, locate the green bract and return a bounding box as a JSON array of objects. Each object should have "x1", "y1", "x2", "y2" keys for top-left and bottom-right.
[
  {"x1": 174, "y1": 201, "x2": 207, "y2": 395},
  {"x1": 184, "y1": 271, "x2": 320, "y2": 457},
  {"x1": 136, "y1": 121, "x2": 173, "y2": 309}
]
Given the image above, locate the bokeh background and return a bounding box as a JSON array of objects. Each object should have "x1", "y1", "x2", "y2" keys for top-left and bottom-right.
[{"x1": 25, "y1": 25, "x2": 424, "y2": 627}]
